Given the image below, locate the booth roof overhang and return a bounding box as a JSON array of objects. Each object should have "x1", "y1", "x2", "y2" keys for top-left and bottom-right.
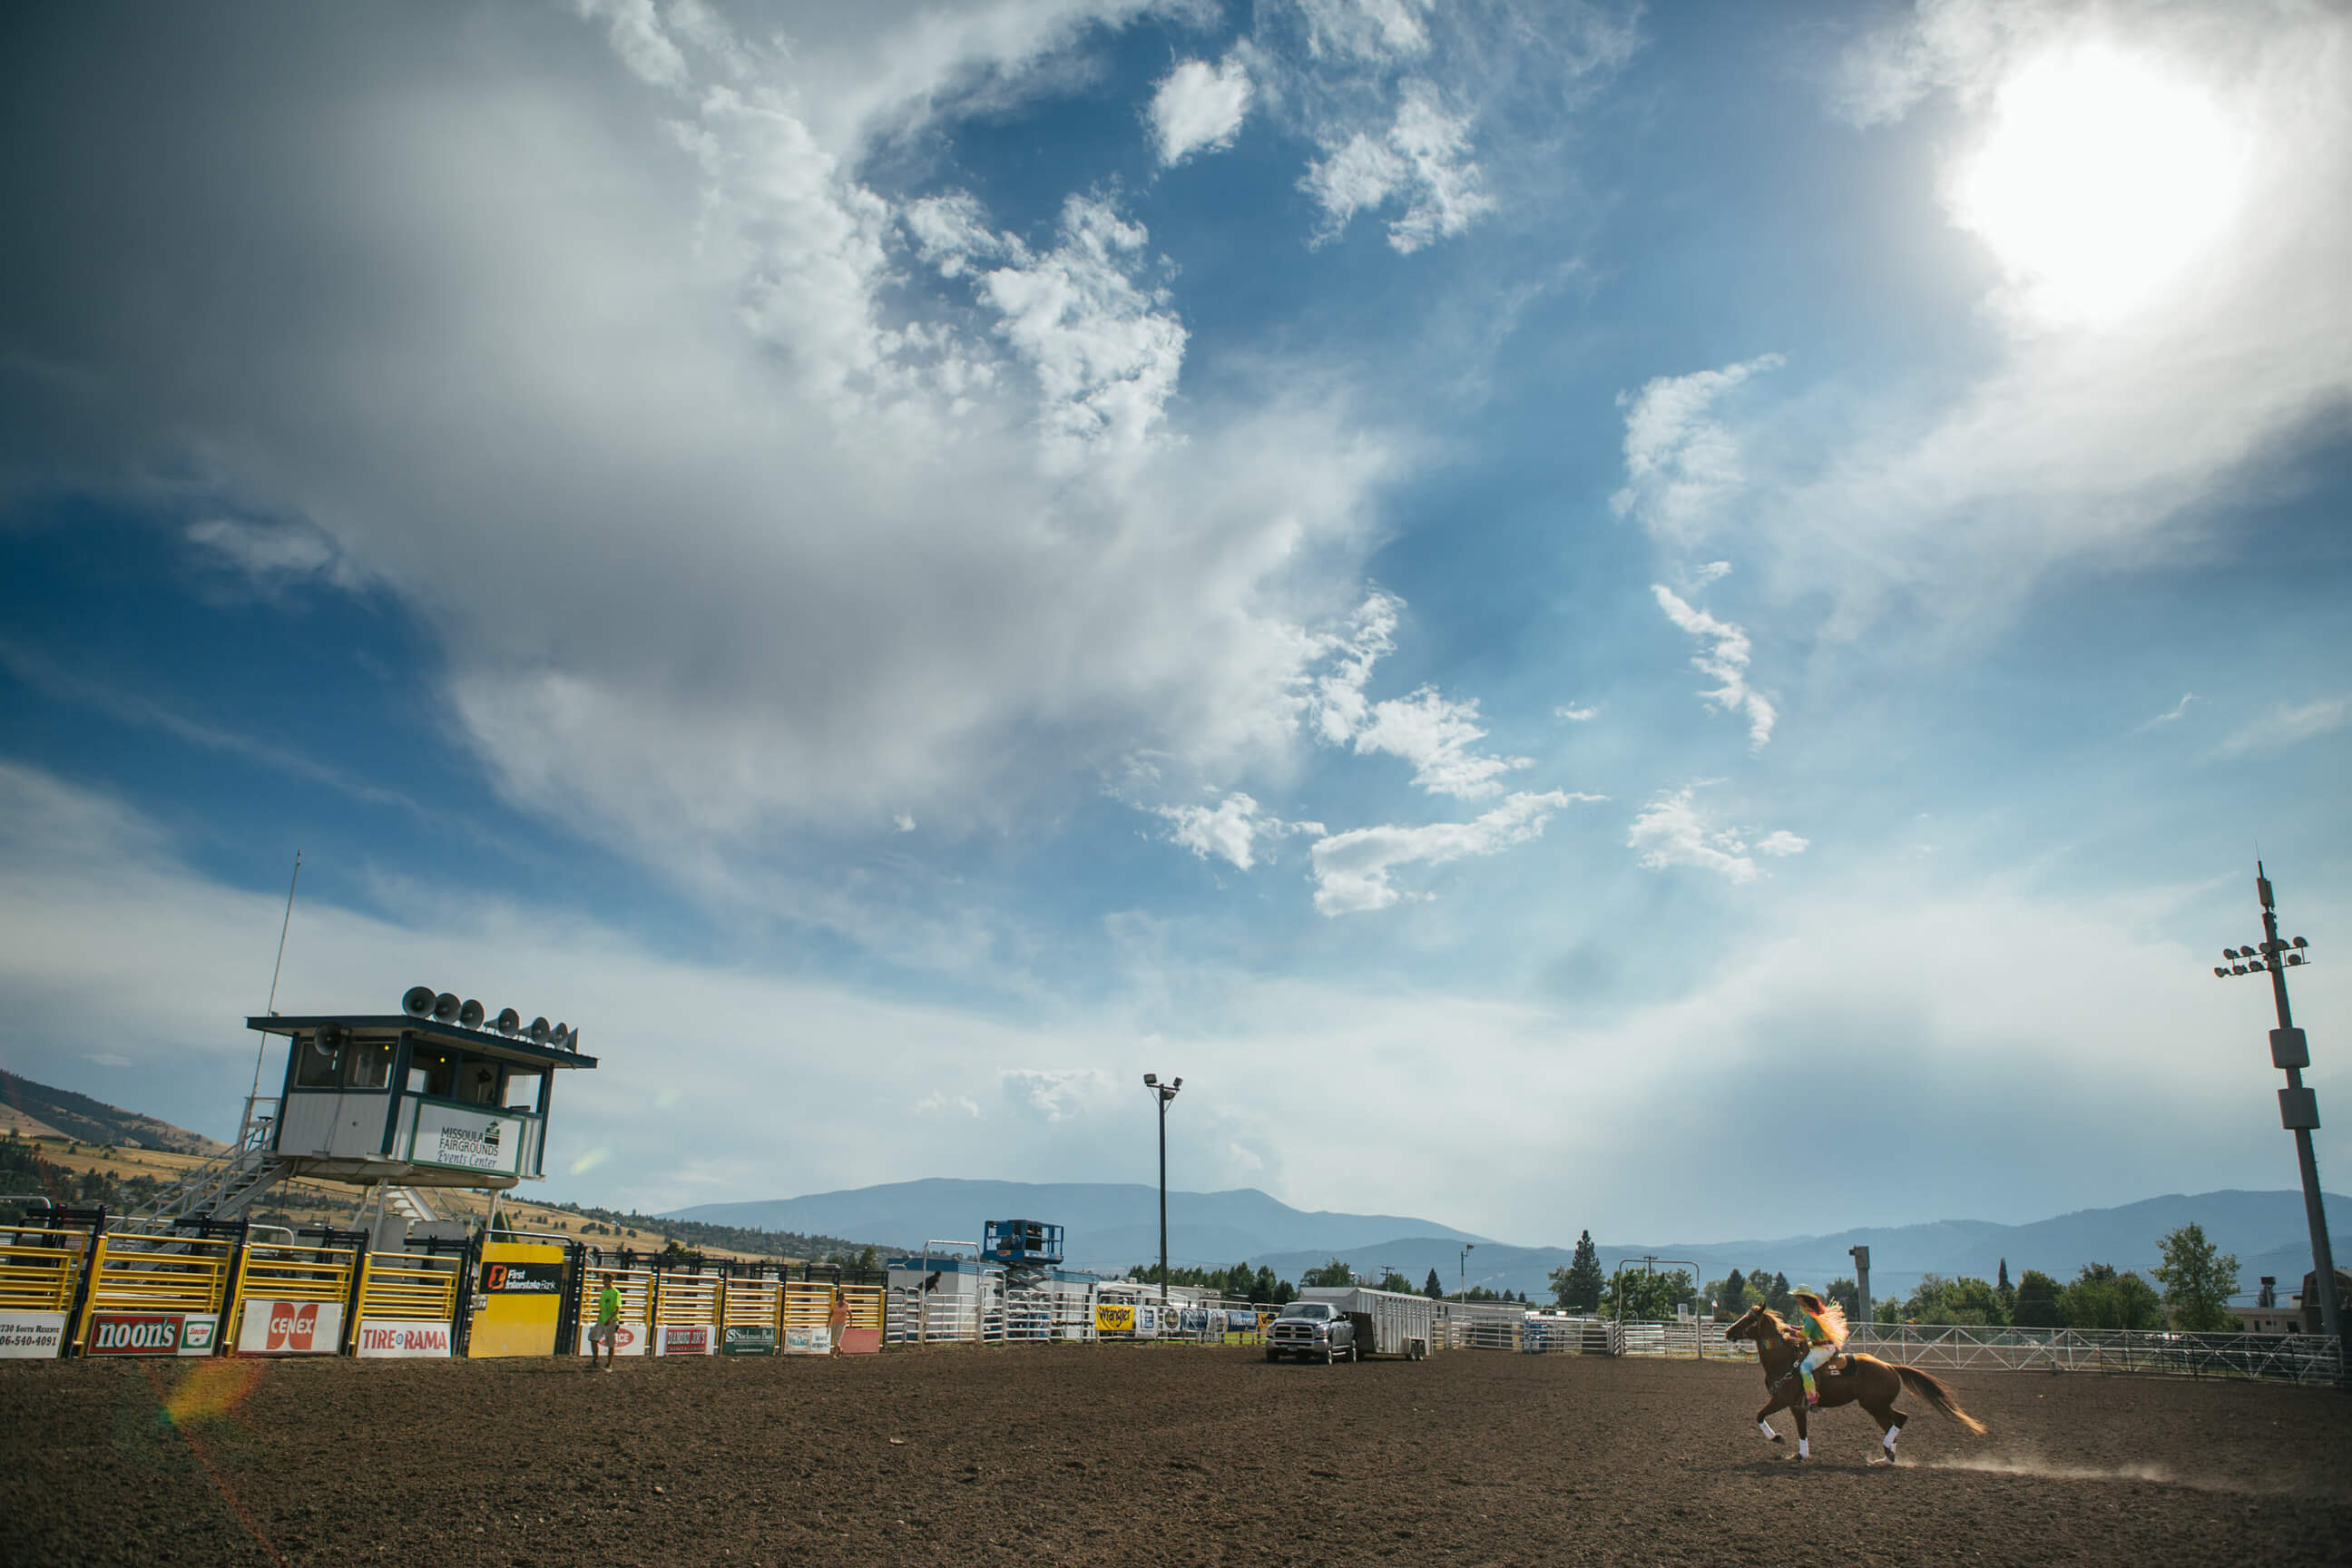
[{"x1": 246, "y1": 1014, "x2": 600, "y2": 1072}]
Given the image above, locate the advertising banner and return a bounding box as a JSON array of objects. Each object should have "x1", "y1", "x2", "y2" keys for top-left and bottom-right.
[
  {"x1": 783, "y1": 1326, "x2": 833, "y2": 1355},
  {"x1": 237, "y1": 1299, "x2": 347, "y2": 1356},
  {"x1": 0, "y1": 1311, "x2": 69, "y2": 1359},
  {"x1": 408, "y1": 1102, "x2": 526, "y2": 1176},
  {"x1": 86, "y1": 1312, "x2": 220, "y2": 1357},
  {"x1": 656, "y1": 1324, "x2": 714, "y2": 1356},
  {"x1": 721, "y1": 1323, "x2": 777, "y2": 1356},
  {"x1": 1132, "y1": 1304, "x2": 1161, "y2": 1339},
  {"x1": 469, "y1": 1242, "x2": 566, "y2": 1358},
  {"x1": 1094, "y1": 1302, "x2": 1135, "y2": 1334},
  {"x1": 353, "y1": 1318, "x2": 454, "y2": 1357},
  {"x1": 577, "y1": 1319, "x2": 648, "y2": 1357}
]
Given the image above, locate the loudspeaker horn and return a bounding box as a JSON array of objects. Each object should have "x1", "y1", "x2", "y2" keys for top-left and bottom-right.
[
  {"x1": 528, "y1": 1016, "x2": 551, "y2": 1044},
  {"x1": 495, "y1": 1007, "x2": 521, "y2": 1034},
  {"x1": 458, "y1": 998, "x2": 485, "y2": 1030},
  {"x1": 551, "y1": 1023, "x2": 571, "y2": 1049},
  {"x1": 433, "y1": 992, "x2": 460, "y2": 1023},
  {"x1": 402, "y1": 986, "x2": 436, "y2": 1018}
]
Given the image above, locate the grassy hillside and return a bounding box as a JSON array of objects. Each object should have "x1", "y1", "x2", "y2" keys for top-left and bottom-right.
[{"x1": 0, "y1": 1070, "x2": 224, "y2": 1154}]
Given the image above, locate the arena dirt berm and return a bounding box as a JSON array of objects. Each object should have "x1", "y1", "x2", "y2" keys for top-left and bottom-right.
[{"x1": 3, "y1": 1347, "x2": 2347, "y2": 1566}]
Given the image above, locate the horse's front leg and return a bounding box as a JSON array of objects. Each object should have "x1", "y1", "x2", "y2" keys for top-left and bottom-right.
[{"x1": 1754, "y1": 1388, "x2": 1789, "y2": 1443}]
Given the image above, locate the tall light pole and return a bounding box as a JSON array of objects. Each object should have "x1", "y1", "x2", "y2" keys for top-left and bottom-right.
[
  {"x1": 1142, "y1": 1073, "x2": 1181, "y2": 1307},
  {"x1": 1459, "y1": 1241, "x2": 1475, "y2": 1298},
  {"x1": 2212, "y1": 861, "x2": 2339, "y2": 1350}
]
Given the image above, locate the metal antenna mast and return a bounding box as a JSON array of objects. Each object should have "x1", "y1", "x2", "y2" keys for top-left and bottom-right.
[{"x1": 250, "y1": 849, "x2": 301, "y2": 1101}]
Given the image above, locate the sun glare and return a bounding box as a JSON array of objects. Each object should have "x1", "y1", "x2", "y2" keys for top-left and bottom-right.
[{"x1": 1948, "y1": 46, "x2": 2246, "y2": 328}]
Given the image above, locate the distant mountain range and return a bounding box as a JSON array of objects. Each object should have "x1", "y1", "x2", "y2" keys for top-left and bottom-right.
[
  {"x1": 0, "y1": 1069, "x2": 223, "y2": 1155},
  {"x1": 671, "y1": 1178, "x2": 1485, "y2": 1268},
  {"x1": 671, "y1": 1179, "x2": 2348, "y2": 1306}
]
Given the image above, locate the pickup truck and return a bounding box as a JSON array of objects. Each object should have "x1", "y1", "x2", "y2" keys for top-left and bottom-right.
[{"x1": 1265, "y1": 1299, "x2": 1357, "y2": 1363}]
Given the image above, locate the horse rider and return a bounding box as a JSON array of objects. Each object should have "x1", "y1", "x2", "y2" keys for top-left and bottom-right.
[{"x1": 1789, "y1": 1287, "x2": 1847, "y2": 1406}]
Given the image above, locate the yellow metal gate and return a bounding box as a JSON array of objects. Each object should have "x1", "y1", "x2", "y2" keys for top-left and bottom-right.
[
  {"x1": 574, "y1": 1265, "x2": 653, "y2": 1357},
  {"x1": 650, "y1": 1270, "x2": 722, "y2": 1356},
  {"x1": 76, "y1": 1232, "x2": 237, "y2": 1357},
  {"x1": 720, "y1": 1275, "x2": 781, "y2": 1356},
  {"x1": 350, "y1": 1251, "x2": 463, "y2": 1357},
  {"x1": 228, "y1": 1242, "x2": 358, "y2": 1356},
  {"x1": 0, "y1": 1220, "x2": 97, "y2": 1359}
]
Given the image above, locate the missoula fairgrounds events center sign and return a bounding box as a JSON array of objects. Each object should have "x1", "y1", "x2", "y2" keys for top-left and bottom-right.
[{"x1": 409, "y1": 1102, "x2": 526, "y2": 1176}]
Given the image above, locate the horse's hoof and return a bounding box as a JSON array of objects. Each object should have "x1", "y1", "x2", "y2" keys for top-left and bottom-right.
[{"x1": 1768, "y1": 1433, "x2": 1783, "y2": 1444}]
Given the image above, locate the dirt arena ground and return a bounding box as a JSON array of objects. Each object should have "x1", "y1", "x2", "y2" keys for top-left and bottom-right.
[{"x1": 4, "y1": 1345, "x2": 2348, "y2": 1567}]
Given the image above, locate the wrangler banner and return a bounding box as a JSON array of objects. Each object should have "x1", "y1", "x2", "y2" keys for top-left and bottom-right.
[{"x1": 1094, "y1": 1302, "x2": 1135, "y2": 1334}]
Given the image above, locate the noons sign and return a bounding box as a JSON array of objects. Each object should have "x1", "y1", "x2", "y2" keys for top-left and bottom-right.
[{"x1": 87, "y1": 1313, "x2": 220, "y2": 1357}]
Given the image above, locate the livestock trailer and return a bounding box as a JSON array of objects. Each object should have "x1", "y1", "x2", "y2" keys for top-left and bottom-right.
[{"x1": 1299, "y1": 1286, "x2": 1436, "y2": 1360}]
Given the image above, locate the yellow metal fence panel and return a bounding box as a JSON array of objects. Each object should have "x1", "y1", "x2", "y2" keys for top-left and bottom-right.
[
  {"x1": 651, "y1": 1271, "x2": 722, "y2": 1356},
  {"x1": 720, "y1": 1278, "x2": 781, "y2": 1356},
  {"x1": 351, "y1": 1251, "x2": 463, "y2": 1357},
  {"x1": 229, "y1": 1243, "x2": 358, "y2": 1357},
  {"x1": 77, "y1": 1234, "x2": 234, "y2": 1357},
  {"x1": 0, "y1": 1226, "x2": 94, "y2": 1358},
  {"x1": 575, "y1": 1266, "x2": 653, "y2": 1357}
]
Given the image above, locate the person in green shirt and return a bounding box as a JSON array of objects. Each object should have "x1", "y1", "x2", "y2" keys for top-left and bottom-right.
[{"x1": 587, "y1": 1273, "x2": 623, "y2": 1370}]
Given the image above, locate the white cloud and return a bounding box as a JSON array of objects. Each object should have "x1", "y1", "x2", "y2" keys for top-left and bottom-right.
[
  {"x1": 1309, "y1": 789, "x2": 1597, "y2": 915},
  {"x1": 574, "y1": 0, "x2": 691, "y2": 93},
  {"x1": 912, "y1": 191, "x2": 1189, "y2": 464},
  {"x1": 2, "y1": 760, "x2": 2339, "y2": 1241},
  {"x1": 1302, "y1": 83, "x2": 1494, "y2": 253},
  {"x1": 1650, "y1": 586, "x2": 1778, "y2": 751},
  {"x1": 1627, "y1": 785, "x2": 1801, "y2": 884},
  {"x1": 1296, "y1": 592, "x2": 1531, "y2": 797},
  {"x1": 1293, "y1": 0, "x2": 1436, "y2": 63},
  {"x1": 1743, "y1": 0, "x2": 2352, "y2": 632},
  {"x1": 2138, "y1": 692, "x2": 2196, "y2": 731},
  {"x1": 1609, "y1": 356, "x2": 1783, "y2": 552},
  {"x1": 184, "y1": 518, "x2": 364, "y2": 592},
  {"x1": 893, "y1": 814, "x2": 917, "y2": 833},
  {"x1": 1158, "y1": 791, "x2": 1323, "y2": 872},
  {"x1": 1553, "y1": 703, "x2": 1596, "y2": 722},
  {"x1": 2216, "y1": 697, "x2": 2348, "y2": 758},
  {"x1": 1149, "y1": 55, "x2": 1252, "y2": 166},
  {"x1": 915, "y1": 1090, "x2": 981, "y2": 1117},
  {"x1": 999, "y1": 1067, "x2": 1116, "y2": 1123},
  {"x1": 1, "y1": 5, "x2": 1425, "y2": 938}
]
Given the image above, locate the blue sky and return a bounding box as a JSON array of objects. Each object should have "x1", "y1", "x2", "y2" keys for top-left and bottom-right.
[{"x1": 2, "y1": 0, "x2": 2347, "y2": 1253}]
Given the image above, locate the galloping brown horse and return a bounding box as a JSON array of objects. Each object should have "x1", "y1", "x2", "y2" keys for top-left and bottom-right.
[{"x1": 1723, "y1": 1305, "x2": 1987, "y2": 1464}]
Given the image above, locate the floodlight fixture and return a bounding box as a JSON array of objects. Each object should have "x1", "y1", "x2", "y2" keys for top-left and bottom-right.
[
  {"x1": 1143, "y1": 1073, "x2": 1158, "y2": 1086},
  {"x1": 2294, "y1": 936, "x2": 2308, "y2": 948},
  {"x1": 2215, "y1": 967, "x2": 2230, "y2": 978}
]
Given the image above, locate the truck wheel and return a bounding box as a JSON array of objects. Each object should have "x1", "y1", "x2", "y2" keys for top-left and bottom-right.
[{"x1": 1321, "y1": 1343, "x2": 1335, "y2": 1366}]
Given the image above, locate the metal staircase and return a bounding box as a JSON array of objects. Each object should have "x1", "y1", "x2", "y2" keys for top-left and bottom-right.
[{"x1": 121, "y1": 1097, "x2": 293, "y2": 1230}]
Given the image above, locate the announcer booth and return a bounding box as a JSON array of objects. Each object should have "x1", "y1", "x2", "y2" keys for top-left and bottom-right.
[{"x1": 247, "y1": 986, "x2": 597, "y2": 1193}]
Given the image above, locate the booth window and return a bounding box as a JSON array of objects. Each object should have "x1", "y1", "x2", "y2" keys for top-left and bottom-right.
[
  {"x1": 502, "y1": 1066, "x2": 544, "y2": 1112},
  {"x1": 460, "y1": 1060, "x2": 501, "y2": 1104},
  {"x1": 294, "y1": 1033, "x2": 343, "y2": 1089},
  {"x1": 407, "y1": 1046, "x2": 456, "y2": 1099},
  {"x1": 345, "y1": 1040, "x2": 393, "y2": 1091}
]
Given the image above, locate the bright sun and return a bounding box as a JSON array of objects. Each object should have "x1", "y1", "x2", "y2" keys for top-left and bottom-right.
[{"x1": 1948, "y1": 46, "x2": 2246, "y2": 328}]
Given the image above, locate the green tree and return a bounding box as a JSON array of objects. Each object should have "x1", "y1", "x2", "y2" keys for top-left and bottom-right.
[
  {"x1": 1424, "y1": 1268, "x2": 1445, "y2": 1300},
  {"x1": 1715, "y1": 1269, "x2": 1748, "y2": 1319},
  {"x1": 1764, "y1": 1272, "x2": 1793, "y2": 1316},
  {"x1": 2057, "y1": 1263, "x2": 2165, "y2": 1330},
  {"x1": 2012, "y1": 1269, "x2": 2063, "y2": 1328},
  {"x1": 1549, "y1": 1230, "x2": 1606, "y2": 1313},
  {"x1": 1826, "y1": 1278, "x2": 1860, "y2": 1318},
  {"x1": 1606, "y1": 1269, "x2": 1695, "y2": 1320},
  {"x1": 1301, "y1": 1259, "x2": 1356, "y2": 1288},
  {"x1": 1904, "y1": 1275, "x2": 2006, "y2": 1327},
  {"x1": 2152, "y1": 1222, "x2": 2241, "y2": 1332},
  {"x1": 1377, "y1": 1269, "x2": 1414, "y2": 1294}
]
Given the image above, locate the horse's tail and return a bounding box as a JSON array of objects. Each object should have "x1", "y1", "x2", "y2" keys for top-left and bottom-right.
[{"x1": 1896, "y1": 1365, "x2": 1989, "y2": 1436}]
